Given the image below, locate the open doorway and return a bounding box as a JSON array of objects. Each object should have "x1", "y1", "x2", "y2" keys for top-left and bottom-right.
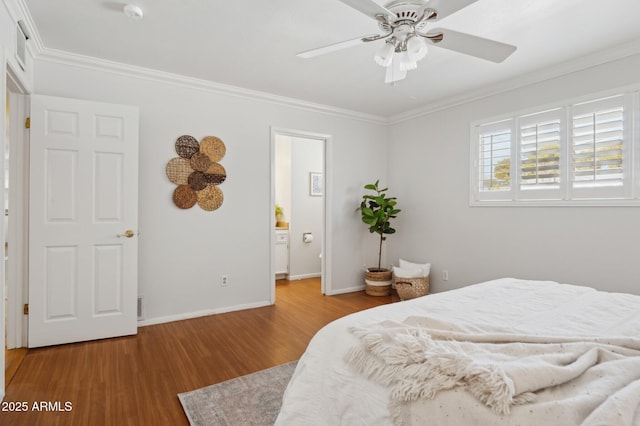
[{"x1": 270, "y1": 128, "x2": 332, "y2": 302}]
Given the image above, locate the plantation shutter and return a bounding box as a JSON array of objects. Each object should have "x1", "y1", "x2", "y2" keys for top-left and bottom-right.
[
  {"x1": 518, "y1": 109, "x2": 563, "y2": 199},
  {"x1": 476, "y1": 119, "x2": 514, "y2": 200},
  {"x1": 571, "y1": 94, "x2": 630, "y2": 199},
  {"x1": 471, "y1": 90, "x2": 639, "y2": 205}
]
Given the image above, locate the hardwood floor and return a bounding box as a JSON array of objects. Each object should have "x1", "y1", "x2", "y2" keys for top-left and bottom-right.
[
  {"x1": 4, "y1": 348, "x2": 28, "y2": 388},
  {"x1": 1, "y1": 278, "x2": 398, "y2": 425}
]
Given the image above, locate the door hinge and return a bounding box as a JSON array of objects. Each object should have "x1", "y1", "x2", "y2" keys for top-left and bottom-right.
[
  {"x1": 25, "y1": 117, "x2": 30, "y2": 129},
  {"x1": 23, "y1": 303, "x2": 29, "y2": 315}
]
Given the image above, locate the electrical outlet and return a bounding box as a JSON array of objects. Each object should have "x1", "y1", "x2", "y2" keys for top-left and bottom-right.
[
  {"x1": 220, "y1": 274, "x2": 229, "y2": 287},
  {"x1": 442, "y1": 270, "x2": 449, "y2": 281}
]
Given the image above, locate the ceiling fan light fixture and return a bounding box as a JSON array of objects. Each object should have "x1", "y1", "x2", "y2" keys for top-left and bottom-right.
[
  {"x1": 399, "y1": 50, "x2": 417, "y2": 71},
  {"x1": 384, "y1": 53, "x2": 407, "y2": 84},
  {"x1": 406, "y1": 35, "x2": 428, "y2": 61},
  {"x1": 374, "y1": 40, "x2": 395, "y2": 67},
  {"x1": 297, "y1": 0, "x2": 517, "y2": 84}
]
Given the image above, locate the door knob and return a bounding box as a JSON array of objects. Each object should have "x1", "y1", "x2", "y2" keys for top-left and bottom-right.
[{"x1": 117, "y1": 230, "x2": 135, "y2": 238}]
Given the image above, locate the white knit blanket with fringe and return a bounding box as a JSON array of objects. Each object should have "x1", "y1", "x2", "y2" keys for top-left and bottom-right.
[{"x1": 346, "y1": 317, "x2": 640, "y2": 426}]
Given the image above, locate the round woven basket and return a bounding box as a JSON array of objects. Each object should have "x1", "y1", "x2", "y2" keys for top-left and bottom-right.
[
  {"x1": 175, "y1": 135, "x2": 199, "y2": 159},
  {"x1": 173, "y1": 185, "x2": 197, "y2": 209},
  {"x1": 364, "y1": 269, "x2": 392, "y2": 296},
  {"x1": 187, "y1": 171, "x2": 209, "y2": 191},
  {"x1": 190, "y1": 152, "x2": 212, "y2": 172},
  {"x1": 197, "y1": 185, "x2": 224, "y2": 211},
  {"x1": 204, "y1": 162, "x2": 227, "y2": 185},
  {"x1": 200, "y1": 136, "x2": 226, "y2": 162},
  {"x1": 395, "y1": 276, "x2": 430, "y2": 300},
  {"x1": 166, "y1": 157, "x2": 193, "y2": 185}
]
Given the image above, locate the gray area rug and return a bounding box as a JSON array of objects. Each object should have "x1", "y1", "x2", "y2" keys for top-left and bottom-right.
[{"x1": 178, "y1": 361, "x2": 298, "y2": 426}]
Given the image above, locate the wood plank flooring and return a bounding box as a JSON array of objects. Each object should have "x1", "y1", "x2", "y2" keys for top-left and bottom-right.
[
  {"x1": 5, "y1": 348, "x2": 28, "y2": 388},
  {"x1": 1, "y1": 278, "x2": 397, "y2": 425}
]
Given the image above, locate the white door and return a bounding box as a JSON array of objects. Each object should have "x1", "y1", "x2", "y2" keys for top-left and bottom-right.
[{"x1": 28, "y1": 95, "x2": 139, "y2": 348}]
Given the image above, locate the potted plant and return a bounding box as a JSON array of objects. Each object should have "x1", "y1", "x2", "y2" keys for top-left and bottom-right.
[
  {"x1": 275, "y1": 204, "x2": 288, "y2": 228},
  {"x1": 358, "y1": 180, "x2": 401, "y2": 296}
]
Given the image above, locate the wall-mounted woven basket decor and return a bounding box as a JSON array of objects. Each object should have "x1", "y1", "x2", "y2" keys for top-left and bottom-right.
[
  {"x1": 200, "y1": 136, "x2": 226, "y2": 162},
  {"x1": 204, "y1": 163, "x2": 227, "y2": 185},
  {"x1": 166, "y1": 157, "x2": 193, "y2": 185},
  {"x1": 167, "y1": 135, "x2": 227, "y2": 211},
  {"x1": 173, "y1": 185, "x2": 197, "y2": 209},
  {"x1": 190, "y1": 152, "x2": 212, "y2": 172},
  {"x1": 197, "y1": 185, "x2": 224, "y2": 211},
  {"x1": 175, "y1": 135, "x2": 200, "y2": 159}
]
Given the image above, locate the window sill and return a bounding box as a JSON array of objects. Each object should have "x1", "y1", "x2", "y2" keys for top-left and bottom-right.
[{"x1": 470, "y1": 199, "x2": 640, "y2": 207}]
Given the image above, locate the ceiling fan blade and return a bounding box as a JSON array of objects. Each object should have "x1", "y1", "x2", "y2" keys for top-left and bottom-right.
[
  {"x1": 338, "y1": 0, "x2": 395, "y2": 20},
  {"x1": 424, "y1": 0, "x2": 478, "y2": 21},
  {"x1": 297, "y1": 35, "x2": 374, "y2": 58},
  {"x1": 426, "y1": 28, "x2": 517, "y2": 63}
]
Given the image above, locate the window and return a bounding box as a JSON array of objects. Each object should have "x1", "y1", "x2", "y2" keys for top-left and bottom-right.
[
  {"x1": 571, "y1": 95, "x2": 629, "y2": 199},
  {"x1": 478, "y1": 120, "x2": 513, "y2": 197},
  {"x1": 471, "y1": 90, "x2": 638, "y2": 205},
  {"x1": 518, "y1": 109, "x2": 563, "y2": 199}
]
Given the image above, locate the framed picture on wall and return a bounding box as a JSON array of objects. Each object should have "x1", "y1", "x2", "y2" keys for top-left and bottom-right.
[{"x1": 309, "y1": 172, "x2": 323, "y2": 196}]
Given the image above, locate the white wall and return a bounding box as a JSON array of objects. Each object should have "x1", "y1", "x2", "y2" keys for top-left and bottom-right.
[
  {"x1": 32, "y1": 57, "x2": 388, "y2": 323},
  {"x1": 388, "y1": 53, "x2": 640, "y2": 295},
  {"x1": 289, "y1": 136, "x2": 323, "y2": 279}
]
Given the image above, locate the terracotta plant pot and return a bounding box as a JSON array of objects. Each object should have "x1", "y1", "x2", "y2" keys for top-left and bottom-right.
[{"x1": 364, "y1": 268, "x2": 392, "y2": 296}]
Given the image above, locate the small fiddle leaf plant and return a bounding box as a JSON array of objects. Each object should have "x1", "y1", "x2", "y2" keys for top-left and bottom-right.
[
  {"x1": 275, "y1": 204, "x2": 284, "y2": 221},
  {"x1": 358, "y1": 180, "x2": 401, "y2": 271}
]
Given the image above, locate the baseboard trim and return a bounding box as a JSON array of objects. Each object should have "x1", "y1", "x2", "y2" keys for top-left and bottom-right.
[
  {"x1": 324, "y1": 285, "x2": 365, "y2": 296},
  {"x1": 137, "y1": 300, "x2": 272, "y2": 327},
  {"x1": 288, "y1": 273, "x2": 321, "y2": 280},
  {"x1": 137, "y1": 282, "x2": 365, "y2": 326}
]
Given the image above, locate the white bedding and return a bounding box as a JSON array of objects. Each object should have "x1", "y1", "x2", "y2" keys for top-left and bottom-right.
[{"x1": 275, "y1": 278, "x2": 640, "y2": 425}]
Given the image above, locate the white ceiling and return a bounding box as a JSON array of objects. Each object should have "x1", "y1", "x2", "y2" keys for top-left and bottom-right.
[{"x1": 21, "y1": 0, "x2": 640, "y2": 118}]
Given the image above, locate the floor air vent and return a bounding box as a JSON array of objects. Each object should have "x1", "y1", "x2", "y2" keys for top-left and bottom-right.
[{"x1": 137, "y1": 295, "x2": 145, "y2": 321}]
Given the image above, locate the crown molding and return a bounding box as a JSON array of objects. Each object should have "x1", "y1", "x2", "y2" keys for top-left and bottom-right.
[
  {"x1": 12, "y1": 0, "x2": 640, "y2": 127},
  {"x1": 388, "y1": 39, "x2": 640, "y2": 125},
  {"x1": 35, "y1": 40, "x2": 640, "y2": 128},
  {"x1": 35, "y1": 48, "x2": 389, "y2": 126},
  {"x1": 15, "y1": 0, "x2": 381, "y2": 124}
]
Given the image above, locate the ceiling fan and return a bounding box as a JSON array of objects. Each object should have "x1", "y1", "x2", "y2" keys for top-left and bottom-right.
[{"x1": 297, "y1": 0, "x2": 517, "y2": 83}]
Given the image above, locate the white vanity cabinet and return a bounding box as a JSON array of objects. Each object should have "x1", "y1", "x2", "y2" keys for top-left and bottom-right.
[{"x1": 275, "y1": 229, "x2": 289, "y2": 278}]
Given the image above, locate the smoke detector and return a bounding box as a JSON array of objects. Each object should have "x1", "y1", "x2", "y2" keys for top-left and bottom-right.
[{"x1": 124, "y1": 4, "x2": 144, "y2": 20}]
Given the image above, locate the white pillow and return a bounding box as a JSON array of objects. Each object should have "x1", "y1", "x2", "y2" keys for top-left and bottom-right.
[
  {"x1": 393, "y1": 265, "x2": 424, "y2": 279},
  {"x1": 398, "y1": 259, "x2": 431, "y2": 277}
]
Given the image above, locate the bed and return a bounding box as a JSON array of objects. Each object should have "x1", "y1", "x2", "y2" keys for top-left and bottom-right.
[{"x1": 275, "y1": 278, "x2": 640, "y2": 425}]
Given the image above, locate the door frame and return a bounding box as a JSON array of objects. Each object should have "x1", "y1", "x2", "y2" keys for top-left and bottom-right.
[
  {"x1": 269, "y1": 127, "x2": 333, "y2": 303},
  {"x1": 2, "y1": 46, "x2": 31, "y2": 399},
  {"x1": 5, "y1": 63, "x2": 30, "y2": 350}
]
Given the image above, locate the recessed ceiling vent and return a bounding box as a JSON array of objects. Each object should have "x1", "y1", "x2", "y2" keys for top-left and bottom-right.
[{"x1": 15, "y1": 20, "x2": 29, "y2": 71}]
